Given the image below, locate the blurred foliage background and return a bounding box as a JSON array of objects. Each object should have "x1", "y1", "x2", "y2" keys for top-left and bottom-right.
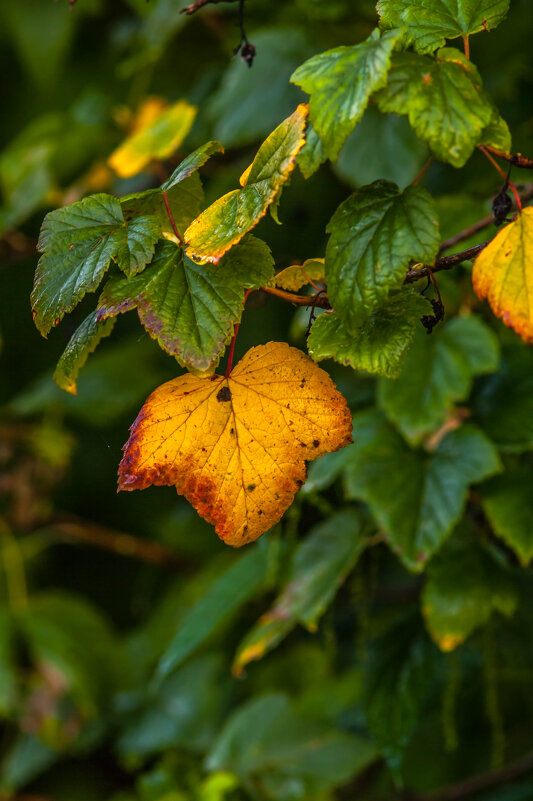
[{"x1": 2, "y1": 1, "x2": 533, "y2": 799}]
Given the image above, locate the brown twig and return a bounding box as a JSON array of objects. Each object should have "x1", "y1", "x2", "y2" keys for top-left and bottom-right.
[
  {"x1": 412, "y1": 156, "x2": 434, "y2": 186},
  {"x1": 260, "y1": 285, "x2": 331, "y2": 308},
  {"x1": 180, "y1": 0, "x2": 238, "y2": 15},
  {"x1": 483, "y1": 145, "x2": 533, "y2": 170},
  {"x1": 404, "y1": 243, "x2": 488, "y2": 284}
]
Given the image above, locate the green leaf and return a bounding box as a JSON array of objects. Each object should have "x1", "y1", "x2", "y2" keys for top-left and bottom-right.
[
  {"x1": 422, "y1": 526, "x2": 518, "y2": 650},
  {"x1": 155, "y1": 539, "x2": 274, "y2": 683},
  {"x1": 297, "y1": 122, "x2": 327, "y2": 179},
  {"x1": 161, "y1": 140, "x2": 223, "y2": 192},
  {"x1": 344, "y1": 411, "x2": 501, "y2": 570},
  {"x1": 184, "y1": 105, "x2": 308, "y2": 264},
  {"x1": 0, "y1": 607, "x2": 17, "y2": 715},
  {"x1": 472, "y1": 344, "x2": 533, "y2": 452},
  {"x1": 326, "y1": 181, "x2": 439, "y2": 328},
  {"x1": 121, "y1": 172, "x2": 204, "y2": 249},
  {"x1": 378, "y1": 315, "x2": 500, "y2": 443},
  {"x1": 53, "y1": 310, "x2": 116, "y2": 395},
  {"x1": 480, "y1": 111, "x2": 512, "y2": 153},
  {"x1": 377, "y1": 0, "x2": 510, "y2": 54},
  {"x1": 233, "y1": 511, "x2": 367, "y2": 673},
  {"x1": 291, "y1": 28, "x2": 402, "y2": 160},
  {"x1": 307, "y1": 290, "x2": 431, "y2": 378},
  {"x1": 97, "y1": 236, "x2": 274, "y2": 374},
  {"x1": 206, "y1": 694, "x2": 377, "y2": 798},
  {"x1": 365, "y1": 611, "x2": 440, "y2": 768},
  {"x1": 481, "y1": 468, "x2": 533, "y2": 566},
  {"x1": 32, "y1": 194, "x2": 160, "y2": 335},
  {"x1": 377, "y1": 48, "x2": 495, "y2": 167}
]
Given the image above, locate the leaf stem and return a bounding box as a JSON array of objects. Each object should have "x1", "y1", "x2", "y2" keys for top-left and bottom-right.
[
  {"x1": 483, "y1": 146, "x2": 533, "y2": 170},
  {"x1": 162, "y1": 190, "x2": 184, "y2": 246},
  {"x1": 479, "y1": 146, "x2": 522, "y2": 211},
  {"x1": 225, "y1": 289, "x2": 251, "y2": 377},
  {"x1": 412, "y1": 156, "x2": 434, "y2": 186},
  {"x1": 261, "y1": 285, "x2": 330, "y2": 308},
  {"x1": 463, "y1": 34, "x2": 470, "y2": 59},
  {"x1": 0, "y1": 518, "x2": 28, "y2": 609}
]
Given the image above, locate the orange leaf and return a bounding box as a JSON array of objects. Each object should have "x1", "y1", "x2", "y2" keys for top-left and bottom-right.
[
  {"x1": 118, "y1": 342, "x2": 352, "y2": 546},
  {"x1": 473, "y1": 207, "x2": 533, "y2": 342},
  {"x1": 184, "y1": 105, "x2": 308, "y2": 264}
]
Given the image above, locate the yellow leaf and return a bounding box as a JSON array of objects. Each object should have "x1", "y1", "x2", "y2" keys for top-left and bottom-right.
[
  {"x1": 108, "y1": 99, "x2": 197, "y2": 179},
  {"x1": 274, "y1": 258, "x2": 325, "y2": 291},
  {"x1": 118, "y1": 342, "x2": 352, "y2": 546},
  {"x1": 184, "y1": 105, "x2": 308, "y2": 264},
  {"x1": 473, "y1": 207, "x2": 533, "y2": 342}
]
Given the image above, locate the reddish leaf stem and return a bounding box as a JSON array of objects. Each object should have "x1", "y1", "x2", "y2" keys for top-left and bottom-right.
[
  {"x1": 412, "y1": 156, "x2": 434, "y2": 186},
  {"x1": 162, "y1": 190, "x2": 184, "y2": 246},
  {"x1": 479, "y1": 146, "x2": 522, "y2": 212},
  {"x1": 225, "y1": 289, "x2": 251, "y2": 377},
  {"x1": 483, "y1": 146, "x2": 533, "y2": 170},
  {"x1": 463, "y1": 34, "x2": 470, "y2": 59}
]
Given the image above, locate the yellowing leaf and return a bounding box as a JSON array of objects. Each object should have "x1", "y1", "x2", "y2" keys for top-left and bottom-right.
[
  {"x1": 184, "y1": 105, "x2": 308, "y2": 264},
  {"x1": 473, "y1": 207, "x2": 533, "y2": 342},
  {"x1": 109, "y1": 99, "x2": 197, "y2": 179},
  {"x1": 274, "y1": 258, "x2": 325, "y2": 292},
  {"x1": 118, "y1": 342, "x2": 352, "y2": 546}
]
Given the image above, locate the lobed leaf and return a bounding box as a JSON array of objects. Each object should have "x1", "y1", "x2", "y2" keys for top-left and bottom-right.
[
  {"x1": 307, "y1": 290, "x2": 431, "y2": 378},
  {"x1": 118, "y1": 342, "x2": 353, "y2": 546},
  {"x1": 98, "y1": 236, "x2": 274, "y2": 374},
  {"x1": 344, "y1": 410, "x2": 501, "y2": 570},
  {"x1": 108, "y1": 99, "x2": 197, "y2": 178},
  {"x1": 291, "y1": 29, "x2": 402, "y2": 160},
  {"x1": 377, "y1": 0, "x2": 511, "y2": 54},
  {"x1": 473, "y1": 207, "x2": 533, "y2": 343},
  {"x1": 422, "y1": 527, "x2": 518, "y2": 650},
  {"x1": 184, "y1": 105, "x2": 308, "y2": 263},
  {"x1": 233, "y1": 510, "x2": 367, "y2": 673},
  {"x1": 274, "y1": 258, "x2": 325, "y2": 292},
  {"x1": 326, "y1": 180, "x2": 439, "y2": 328},
  {"x1": 161, "y1": 140, "x2": 223, "y2": 191},
  {"x1": 378, "y1": 315, "x2": 500, "y2": 443},
  {"x1": 481, "y1": 468, "x2": 533, "y2": 566},
  {"x1": 376, "y1": 48, "x2": 495, "y2": 167},
  {"x1": 53, "y1": 310, "x2": 116, "y2": 395}
]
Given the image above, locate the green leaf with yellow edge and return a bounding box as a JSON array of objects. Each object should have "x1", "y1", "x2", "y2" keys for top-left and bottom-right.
[
  {"x1": 184, "y1": 105, "x2": 308, "y2": 264},
  {"x1": 291, "y1": 29, "x2": 402, "y2": 160},
  {"x1": 326, "y1": 180, "x2": 439, "y2": 328},
  {"x1": 233, "y1": 510, "x2": 367, "y2": 674},
  {"x1": 473, "y1": 207, "x2": 533, "y2": 343},
  {"x1": 161, "y1": 140, "x2": 223, "y2": 192},
  {"x1": 378, "y1": 316, "x2": 500, "y2": 443},
  {"x1": 121, "y1": 172, "x2": 204, "y2": 251},
  {"x1": 97, "y1": 236, "x2": 274, "y2": 374},
  {"x1": 422, "y1": 526, "x2": 518, "y2": 651},
  {"x1": 480, "y1": 111, "x2": 512, "y2": 153},
  {"x1": 307, "y1": 290, "x2": 431, "y2": 378},
  {"x1": 376, "y1": 48, "x2": 495, "y2": 167},
  {"x1": 343, "y1": 410, "x2": 501, "y2": 571},
  {"x1": 108, "y1": 99, "x2": 197, "y2": 178},
  {"x1": 377, "y1": 0, "x2": 510, "y2": 54},
  {"x1": 274, "y1": 258, "x2": 324, "y2": 291},
  {"x1": 32, "y1": 194, "x2": 160, "y2": 335},
  {"x1": 481, "y1": 468, "x2": 533, "y2": 566},
  {"x1": 53, "y1": 310, "x2": 116, "y2": 395}
]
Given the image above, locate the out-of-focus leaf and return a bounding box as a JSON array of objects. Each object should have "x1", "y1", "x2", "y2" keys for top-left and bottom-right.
[
  {"x1": 291, "y1": 29, "x2": 402, "y2": 160},
  {"x1": 422, "y1": 527, "x2": 518, "y2": 651},
  {"x1": 326, "y1": 180, "x2": 439, "y2": 328},
  {"x1": 109, "y1": 100, "x2": 197, "y2": 178},
  {"x1": 307, "y1": 290, "x2": 431, "y2": 378},
  {"x1": 32, "y1": 194, "x2": 160, "y2": 334},
  {"x1": 378, "y1": 316, "x2": 500, "y2": 443},
  {"x1": 161, "y1": 141, "x2": 223, "y2": 192},
  {"x1": 481, "y1": 468, "x2": 533, "y2": 566},
  {"x1": 481, "y1": 111, "x2": 512, "y2": 152},
  {"x1": 97, "y1": 236, "x2": 274, "y2": 374},
  {"x1": 0, "y1": 607, "x2": 17, "y2": 715},
  {"x1": 377, "y1": 48, "x2": 495, "y2": 167},
  {"x1": 53, "y1": 310, "x2": 116, "y2": 395},
  {"x1": 377, "y1": 0, "x2": 510, "y2": 53},
  {"x1": 207, "y1": 29, "x2": 312, "y2": 149},
  {"x1": 206, "y1": 694, "x2": 377, "y2": 799},
  {"x1": 233, "y1": 511, "x2": 367, "y2": 673},
  {"x1": 185, "y1": 105, "x2": 308, "y2": 263},
  {"x1": 156, "y1": 538, "x2": 276, "y2": 682},
  {"x1": 274, "y1": 258, "x2": 324, "y2": 291},
  {"x1": 344, "y1": 411, "x2": 501, "y2": 570},
  {"x1": 0, "y1": 734, "x2": 58, "y2": 793},
  {"x1": 365, "y1": 611, "x2": 440, "y2": 769},
  {"x1": 473, "y1": 207, "x2": 533, "y2": 343},
  {"x1": 302, "y1": 447, "x2": 356, "y2": 494},
  {"x1": 334, "y1": 106, "x2": 428, "y2": 189}
]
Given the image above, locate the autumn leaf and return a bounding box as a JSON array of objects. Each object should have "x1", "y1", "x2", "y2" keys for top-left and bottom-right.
[
  {"x1": 184, "y1": 105, "x2": 308, "y2": 264},
  {"x1": 274, "y1": 258, "x2": 325, "y2": 292},
  {"x1": 118, "y1": 342, "x2": 352, "y2": 546},
  {"x1": 109, "y1": 99, "x2": 197, "y2": 178},
  {"x1": 473, "y1": 207, "x2": 533, "y2": 342}
]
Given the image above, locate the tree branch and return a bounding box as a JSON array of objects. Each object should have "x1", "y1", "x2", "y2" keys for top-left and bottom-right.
[
  {"x1": 180, "y1": 0, "x2": 238, "y2": 15},
  {"x1": 404, "y1": 243, "x2": 488, "y2": 284},
  {"x1": 260, "y1": 285, "x2": 331, "y2": 308},
  {"x1": 483, "y1": 145, "x2": 533, "y2": 170}
]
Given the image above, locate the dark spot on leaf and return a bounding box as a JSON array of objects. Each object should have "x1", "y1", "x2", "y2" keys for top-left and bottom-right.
[
  {"x1": 210, "y1": 375, "x2": 219, "y2": 381},
  {"x1": 217, "y1": 386, "x2": 232, "y2": 402},
  {"x1": 258, "y1": 510, "x2": 263, "y2": 515},
  {"x1": 313, "y1": 440, "x2": 320, "y2": 448},
  {"x1": 247, "y1": 484, "x2": 256, "y2": 491},
  {"x1": 230, "y1": 427, "x2": 235, "y2": 435}
]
